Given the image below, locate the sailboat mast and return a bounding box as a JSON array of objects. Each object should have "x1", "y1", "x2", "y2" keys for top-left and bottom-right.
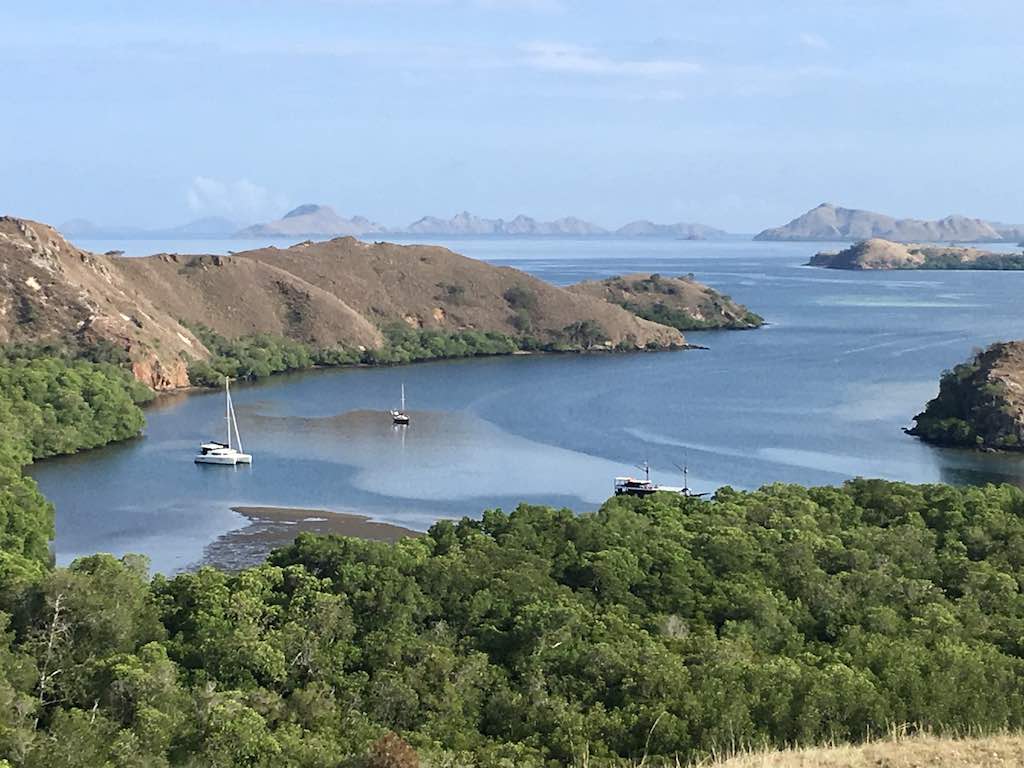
[
  {"x1": 401, "y1": 383, "x2": 406, "y2": 411},
  {"x1": 225, "y1": 377, "x2": 232, "y2": 448}
]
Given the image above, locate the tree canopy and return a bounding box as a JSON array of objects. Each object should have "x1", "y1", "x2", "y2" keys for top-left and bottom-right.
[{"x1": 4, "y1": 479, "x2": 1024, "y2": 765}]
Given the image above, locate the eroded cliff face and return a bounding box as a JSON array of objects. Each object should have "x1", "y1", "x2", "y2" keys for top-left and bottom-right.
[{"x1": 0, "y1": 217, "x2": 208, "y2": 389}]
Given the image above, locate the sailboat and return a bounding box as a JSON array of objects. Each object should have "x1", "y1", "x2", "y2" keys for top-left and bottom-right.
[
  {"x1": 391, "y1": 383, "x2": 410, "y2": 425},
  {"x1": 195, "y1": 377, "x2": 252, "y2": 465}
]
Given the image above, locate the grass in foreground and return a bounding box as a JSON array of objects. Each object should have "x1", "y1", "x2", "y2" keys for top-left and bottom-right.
[{"x1": 698, "y1": 730, "x2": 1024, "y2": 768}]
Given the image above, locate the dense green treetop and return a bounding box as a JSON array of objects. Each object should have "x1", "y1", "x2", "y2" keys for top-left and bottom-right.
[{"x1": 4, "y1": 479, "x2": 1024, "y2": 765}]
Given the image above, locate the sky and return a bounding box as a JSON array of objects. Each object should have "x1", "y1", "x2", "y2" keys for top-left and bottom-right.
[{"x1": 2, "y1": 0, "x2": 1022, "y2": 232}]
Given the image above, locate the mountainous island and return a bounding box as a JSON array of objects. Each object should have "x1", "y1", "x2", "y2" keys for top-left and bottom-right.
[
  {"x1": 756, "y1": 202, "x2": 1024, "y2": 242},
  {"x1": 0, "y1": 216, "x2": 760, "y2": 390},
  {"x1": 234, "y1": 204, "x2": 388, "y2": 238},
  {"x1": 808, "y1": 238, "x2": 1024, "y2": 270},
  {"x1": 908, "y1": 341, "x2": 1024, "y2": 451},
  {"x1": 569, "y1": 273, "x2": 763, "y2": 330}
]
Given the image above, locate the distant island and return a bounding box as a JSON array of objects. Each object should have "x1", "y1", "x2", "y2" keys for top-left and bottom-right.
[
  {"x1": 59, "y1": 205, "x2": 733, "y2": 240},
  {"x1": 756, "y1": 202, "x2": 1024, "y2": 243},
  {"x1": 0, "y1": 216, "x2": 759, "y2": 390},
  {"x1": 808, "y1": 238, "x2": 1024, "y2": 270},
  {"x1": 60, "y1": 216, "x2": 239, "y2": 239},
  {"x1": 908, "y1": 341, "x2": 1024, "y2": 451}
]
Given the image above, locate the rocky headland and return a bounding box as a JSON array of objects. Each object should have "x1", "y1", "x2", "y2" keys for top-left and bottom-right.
[
  {"x1": 808, "y1": 238, "x2": 1024, "y2": 270},
  {"x1": 568, "y1": 273, "x2": 763, "y2": 330},
  {"x1": 908, "y1": 341, "x2": 1024, "y2": 451}
]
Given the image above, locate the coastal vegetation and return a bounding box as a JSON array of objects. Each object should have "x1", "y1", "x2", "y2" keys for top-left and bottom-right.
[
  {"x1": 908, "y1": 341, "x2": 1024, "y2": 451},
  {"x1": 0, "y1": 351, "x2": 151, "y2": 581},
  {"x1": 183, "y1": 322, "x2": 620, "y2": 387},
  {"x1": 5, "y1": 475, "x2": 1024, "y2": 765}
]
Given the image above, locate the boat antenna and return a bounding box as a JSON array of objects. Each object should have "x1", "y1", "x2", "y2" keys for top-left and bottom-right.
[
  {"x1": 673, "y1": 458, "x2": 690, "y2": 494},
  {"x1": 635, "y1": 459, "x2": 650, "y2": 483}
]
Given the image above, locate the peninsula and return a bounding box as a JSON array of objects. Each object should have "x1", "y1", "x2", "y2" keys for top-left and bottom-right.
[
  {"x1": 908, "y1": 341, "x2": 1024, "y2": 451},
  {"x1": 808, "y1": 238, "x2": 1024, "y2": 270},
  {"x1": 0, "y1": 216, "x2": 757, "y2": 390}
]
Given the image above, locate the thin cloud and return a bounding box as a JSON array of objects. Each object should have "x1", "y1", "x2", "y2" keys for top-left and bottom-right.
[
  {"x1": 800, "y1": 33, "x2": 830, "y2": 50},
  {"x1": 522, "y1": 42, "x2": 702, "y2": 77},
  {"x1": 186, "y1": 177, "x2": 288, "y2": 223}
]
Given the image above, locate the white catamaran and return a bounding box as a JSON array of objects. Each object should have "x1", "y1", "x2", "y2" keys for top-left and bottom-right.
[
  {"x1": 391, "y1": 383, "x2": 410, "y2": 425},
  {"x1": 195, "y1": 377, "x2": 252, "y2": 465}
]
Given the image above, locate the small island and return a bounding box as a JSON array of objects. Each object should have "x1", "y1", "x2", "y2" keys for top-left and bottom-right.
[
  {"x1": 808, "y1": 238, "x2": 1024, "y2": 270},
  {"x1": 568, "y1": 273, "x2": 763, "y2": 331},
  {"x1": 908, "y1": 341, "x2": 1024, "y2": 451}
]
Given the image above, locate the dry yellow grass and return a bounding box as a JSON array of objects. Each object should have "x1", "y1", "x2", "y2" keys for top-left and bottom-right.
[{"x1": 694, "y1": 731, "x2": 1024, "y2": 768}]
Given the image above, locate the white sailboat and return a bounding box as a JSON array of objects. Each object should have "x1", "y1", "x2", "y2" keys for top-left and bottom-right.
[
  {"x1": 391, "y1": 383, "x2": 410, "y2": 425},
  {"x1": 195, "y1": 377, "x2": 252, "y2": 465}
]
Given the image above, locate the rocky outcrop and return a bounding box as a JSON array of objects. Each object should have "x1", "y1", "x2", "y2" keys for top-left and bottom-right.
[
  {"x1": 908, "y1": 341, "x2": 1024, "y2": 451},
  {"x1": 756, "y1": 203, "x2": 1016, "y2": 242},
  {"x1": 568, "y1": 273, "x2": 763, "y2": 330},
  {"x1": 808, "y1": 239, "x2": 1024, "y2": 270}
]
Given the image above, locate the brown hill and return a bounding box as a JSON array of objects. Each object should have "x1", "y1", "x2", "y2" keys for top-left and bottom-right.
[
  {"x1": 808, "y1": 238, "x2": 1024, "y2": 270},
  {"x1": 1, "y1": 217, "x2": 688, "y2": 389},
  {"x1": 569, "y1": 273, "x2": 763, "y2": 330}
]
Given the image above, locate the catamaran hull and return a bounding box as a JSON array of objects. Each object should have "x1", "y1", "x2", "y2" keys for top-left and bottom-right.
[{"x1": 195, "y1": 453, "x2": 252, "y2": 465}]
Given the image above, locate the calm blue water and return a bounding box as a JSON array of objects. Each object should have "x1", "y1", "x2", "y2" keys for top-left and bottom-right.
[{"x1": 32, "y1": 237, "x2": 1024, "y2": 572}]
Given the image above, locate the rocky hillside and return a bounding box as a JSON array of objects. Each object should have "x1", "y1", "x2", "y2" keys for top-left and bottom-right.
[
  {"x1": 908, "y1": 341, "x2": 1024, "y2": 451},
  {"x1": 808, "y1": 238, "x2": 1024, "y2": 269},
  {"x1": 568, "y1": 273, "x2": 763, "y2": 330},
  {"x1": 1, "y1": 217, "x2": 694, "y2": 390},
  {"x1": 756, "y1": 202, "x2": 1018, "y2": 242}
]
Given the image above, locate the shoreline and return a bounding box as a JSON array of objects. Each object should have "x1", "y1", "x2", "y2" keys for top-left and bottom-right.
[
  {"x1": 200, "y1": 505, "x2": 424, "y2": 571},
  {"x1": 145, "y1": 343, "x2": 710, "y2": 401}
]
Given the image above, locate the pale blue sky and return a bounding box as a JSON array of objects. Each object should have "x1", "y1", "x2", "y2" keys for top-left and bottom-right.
[{"x1": 2, "y1": 1, "x2": 1021, "y2": 231}]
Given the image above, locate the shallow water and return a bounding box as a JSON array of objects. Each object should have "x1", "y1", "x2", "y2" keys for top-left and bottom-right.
[{"x1": 32, "y1": 237, "x2": 1024, "y2": 572}]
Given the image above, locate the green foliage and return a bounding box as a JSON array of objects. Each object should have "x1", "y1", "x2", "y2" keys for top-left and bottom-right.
[
  {"x1": 5, "y1": 480, "x2": 1024, "y2": 764},
  {"x1": 0, "y1": 352, "x2": 150, "y2": 579},
  {"x1": 910, "y1": 251, "x2": 1024, "y2": 270}
]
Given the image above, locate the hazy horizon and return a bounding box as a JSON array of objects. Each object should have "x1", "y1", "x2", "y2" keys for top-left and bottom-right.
[{"x1": 4, "y1": 1, "x2": 1022, "y2": 232}]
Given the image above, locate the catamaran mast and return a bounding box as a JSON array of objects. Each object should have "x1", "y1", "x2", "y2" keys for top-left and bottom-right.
[{"x1": 225, "y1": 377, "x2": 232, "y2": 448}]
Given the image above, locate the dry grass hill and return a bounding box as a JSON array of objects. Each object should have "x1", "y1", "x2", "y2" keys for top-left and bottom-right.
[
  {"x1": 696, "y1": 731, "x2": 1024, "y2": 768},
  {"x1": 1, "y1": 216, "x2": 746, "y2": 389}
]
